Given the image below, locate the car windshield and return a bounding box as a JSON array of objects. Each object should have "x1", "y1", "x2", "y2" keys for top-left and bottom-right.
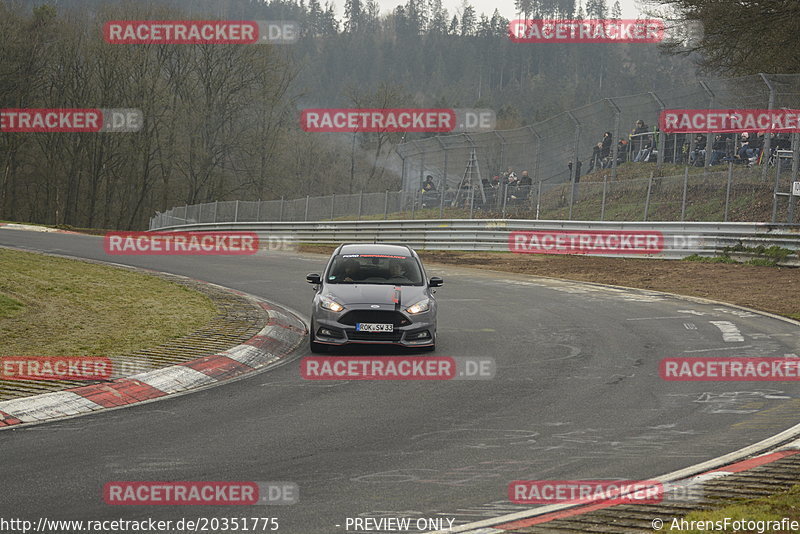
[{"x1": 326, "y1": 254, "x2": 423, "y2": 285}]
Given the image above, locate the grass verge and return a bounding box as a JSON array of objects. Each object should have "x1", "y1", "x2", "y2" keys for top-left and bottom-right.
[
  {"x1": 676, "y1": 485, "x2": 800, "y2": 533},
  {"x1": 0, "y1": 248, "x2": 216, "y2": 356}
]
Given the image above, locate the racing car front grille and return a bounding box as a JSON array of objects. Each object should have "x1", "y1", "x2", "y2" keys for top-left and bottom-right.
[
  {"x1": 347, "y1": 330, "x2": 404, "y2": 342},
  {"x1": 339, "y1": 310, "x2": 411, "y2": 327}
]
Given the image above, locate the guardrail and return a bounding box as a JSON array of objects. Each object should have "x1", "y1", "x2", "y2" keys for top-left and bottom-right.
[{"x1": 149, "y1": 219, "x2": 800, "y2": 264}]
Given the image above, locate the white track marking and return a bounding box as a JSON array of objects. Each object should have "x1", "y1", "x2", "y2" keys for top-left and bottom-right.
[{"x1": 710, "y1": 321, "x2": 745, "y2": 342}]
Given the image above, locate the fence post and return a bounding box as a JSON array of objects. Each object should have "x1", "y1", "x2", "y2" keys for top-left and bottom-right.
[
  {"x1": 279, "y1": 196, "x2": 284, "y2": 222},
  {"x1": 644, "y1": 171, "x2": 653, "y2": 221},
  {"x1": 213, "y1": 201, "x2": 218, "y2": 223},
  {"x1": 439, "y1": 141, "x2": 448, "y2": 219},
  {"x1": 331, "y1": 193, "x2": 335, "y2": 220},
  {"x1": 398, "y1": 148, "x2": 406, "y2": 189},
  {"x1": 759, "y1": 73, "x2": 775, "y2": 182},
  {"x1": 772, "y1": 158, "x2": 783, "y2": 223},
  {"x1": 495, "y1": 131, "x2": 507, "y2": 174},
  {"x1": 234, "y1": 200, "x2": 239, "y2": 222},
  {"x1": 535, "y1": 180, "x2": 542, "y2": 220},
  {"x1": 789, "y1": 131, "x2": 800, "y2": 223},
  {"x1": 469, "y1": 183, "x2": 475, "y2": 219},
  {"x1": 384, "y1": 190, "x2": 389, "y2": 220},
  {"x1": 600, "y1": 173, "x2": 608, "y2": 221},
  {"x1": 358, "y1": 191, "x2": 363, "y2": 220},
  {"x1": 650, "y1": 92, "x2": 666, "y2": 169},
  {"x1": 304, "y1": 195, "x2": 310, "y2": 221},
  {"x1": 699, "y1": 81, "x2": 715, "y2": 176},
  {"x1": 419, "y1": 152, "x2": 425, "y2": 190},
  {"x1": 411, "y1": 190, "x2": 416, "y2": 219},
  {"x1": 724, "y1": 162, "x2": 733, "y2": 222},
  {"x1": 606, "y1": 98, "x2": 621, "y2": 181},
  {"x1": 567, "y1": 111, "x2": 580, "y2": 220},
  {"x1": 681, "y1": 166, "x2": 689, "y2": 221},
  {"x1": 529, "y1": 125, "x2": 541, "y2": 190},
  {"x1": 501, "y1": 181, "x2": 508, "y2": 218}
]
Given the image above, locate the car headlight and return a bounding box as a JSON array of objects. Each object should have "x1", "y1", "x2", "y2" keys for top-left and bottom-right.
[
  {"x1": 319, "y1": 295, "x2": 344, "y2": 312},
  {"x1": 405, "y1": 298, "x2": 430, "y2": 315}
]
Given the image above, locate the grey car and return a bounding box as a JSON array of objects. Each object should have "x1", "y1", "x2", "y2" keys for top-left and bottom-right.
[{"x1": 305, "y1": 243, "x2": 443, "y2": 352}]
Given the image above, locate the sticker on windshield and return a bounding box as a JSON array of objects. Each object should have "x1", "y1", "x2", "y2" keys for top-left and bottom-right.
[{"x1": 342, "y1": 254, "x2": 408, "y2": 260}]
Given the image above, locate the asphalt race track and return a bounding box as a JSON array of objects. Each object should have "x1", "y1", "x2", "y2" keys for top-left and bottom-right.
[{"x1": 2, "y1": 229, "x2": 800, "y2": 533}]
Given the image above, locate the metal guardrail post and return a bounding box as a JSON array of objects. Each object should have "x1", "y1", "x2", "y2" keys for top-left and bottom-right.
[
  {"x1": 644, "y1": 171, "x2": 653, "y2": 221},
  {"x1": 213, "y1": 201, "x2": 218, "y2": 223},
  {"x1": 256, "y1": 200, "x2": 261, "y2": 222},
  {"x1": 681, "y1": 167, "x2": 689, "y2": 221},
  {"x1": 304, "y1": 195, "x2": 310, "y2": 221},
  {"x1": 724, "y1": 162, "x2": 733, "y2": 222},
  {"x1": 331, "y1": 193, "x2": 335, "y2": 220},
  {"x1": 357, "y1": 191, "x2": 363, "y2": 221},
  {"x1": 759, "y1": 73, "x2": 775, "y2": 182},
  {"x1": 234, "y1": 200, "x2": 239, "y2": 222},
  {"x1": 410, "y1": 190, "x2": 416, "y2": 219},
  {"x1": 383, "y1": 190, "x2": 389, "y2": 220},
  {"x1": 279, "y1": 196, "x2": 284, "y2": 222}
]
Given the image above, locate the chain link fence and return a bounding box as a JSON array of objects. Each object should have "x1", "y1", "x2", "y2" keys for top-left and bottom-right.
[{"x1": 151, "y1": 73, "x2": 800, "y2": 230}]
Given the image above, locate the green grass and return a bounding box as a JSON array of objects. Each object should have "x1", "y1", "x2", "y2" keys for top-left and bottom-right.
[
  {"x1": 683, "y1": 254, "x2": 739, "y2": 264},
  {"x1": 674, "y1": 485, "x2": 800, "y2": 533},
  {"x1": 0, "y1": 293, "x2": 24, "y2": 318},
  {"x1": 0, "y1": 248, "x2": 217, "y2": 356}
]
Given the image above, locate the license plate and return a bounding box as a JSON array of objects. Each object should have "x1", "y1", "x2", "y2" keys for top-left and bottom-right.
[{"x1": 356, "y1": 323, "x2": 394, "y2": 332}]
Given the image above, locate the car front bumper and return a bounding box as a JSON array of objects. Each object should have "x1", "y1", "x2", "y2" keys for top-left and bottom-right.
[{"x1": 312, "y1": 305, "x2": 436, "y2": 347}]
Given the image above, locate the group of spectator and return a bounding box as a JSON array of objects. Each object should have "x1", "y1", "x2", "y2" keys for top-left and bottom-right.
[
  {"x1": 485, "y1": 168, "x2": 533, "y2": 205},
  {"x1": 582, "y1": 119, "x2": 795, "y2": 175},
  {"x1": 419, "y1": 166, "x2": 535, "y2": 211}
]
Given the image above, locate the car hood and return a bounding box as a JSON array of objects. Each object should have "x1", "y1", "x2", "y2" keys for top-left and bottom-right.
[{"x1": 324, "y1": 284, "x2": 428, "y2": 307}]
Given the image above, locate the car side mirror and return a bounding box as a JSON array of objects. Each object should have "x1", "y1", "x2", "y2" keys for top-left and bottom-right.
[
  {"x1": 306, "y1": 273, "x2": 321, "y2": 285},
  {"x1": 429, "y1": 277, "x2": 443, "y2": 287}
]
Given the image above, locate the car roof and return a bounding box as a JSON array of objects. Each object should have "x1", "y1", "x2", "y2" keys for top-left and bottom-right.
[{"x1": 337, "y1": 243, "x2": 414, "y2": 256}]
